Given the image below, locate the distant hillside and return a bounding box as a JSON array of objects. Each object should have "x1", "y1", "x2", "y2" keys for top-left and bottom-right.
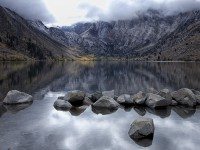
[
  {"x1": 0, "y1": 5, "x2": 200, "y2": 61},
  {"x1": 0, "y1": 6, "x2": 82, "y2": 61}
]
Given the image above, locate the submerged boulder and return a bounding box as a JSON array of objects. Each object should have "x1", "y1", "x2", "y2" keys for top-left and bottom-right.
[
  {"x1": 132, "y1": 91, "x2": 147, "y2": 105},
  {"x1": 102, "y1": 90, "x2": 115, "y2": 98},
  {"x1": 128, "y1": 118, "x2": 154, "y2": 139},
  {"x1": 116, "y1": 94, "x2": 133, "y2": 104},
  {"x1": 54, "y1": 99, "x2": 72, "y2": 110},
  {"x1": 64, "y1": 90, "x2": 86, "y2": 103},
  {"x1": 92, "y1": 96, "x2": 119, "y2": 109},
  {"x1": 171, "y1": 88, "x2": 196, "y2": 107},
  {"x1": 3, "y1": 90, "x2": 33, "y2": 105},
  {"x1": 145, "y1": 93, "x2": 171, "y2": 108}
]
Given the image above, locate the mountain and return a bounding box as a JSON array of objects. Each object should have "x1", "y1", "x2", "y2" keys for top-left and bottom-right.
[
  {"x1": 58, "y1": 9, "x2": 200, "y2": 60},
  {"x1": 141, "y1": 10, "x2": 200, "y2": 61},
  {"x1": 0, "y1": 6, "x2": 83, "y2": 61},
  {"x1": 0, "y1": 5, "x2": 200, "y2": 61}
]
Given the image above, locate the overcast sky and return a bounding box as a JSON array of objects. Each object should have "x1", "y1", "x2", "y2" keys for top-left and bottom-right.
[{"x1": 0, "y1": 0, "x2": 200, "y2": 26}]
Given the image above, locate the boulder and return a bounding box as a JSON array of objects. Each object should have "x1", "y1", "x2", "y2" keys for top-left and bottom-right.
[
  {"x1": 145, "y1": 93, "x2": 171, "y2": 108},
  {"x1": 128, "y1": 118, "x2": 154, "y2": 139},
  {"x1": 171, "y1": 100, "x2": 178, "y2": 106},
  {"x1": 196, "y1": 95, "x2": 200, "y2": 104},
  {"x1": 131, "y1": 91, "x2": 146, "y2": 105},
  {"x1": 102, "y1": 90, "x2": 115, "y2": 98},
  {"x1": 57, "y1": 96, "x2": 64, "y2": 100},
  {"x1": 64, "y1": 90, "x2": 86, "y2": 103},
  {"x1": 116, "y1": 94, "x2": 133, "y2": 104},
  {"x1": 54, "y1": 99, "x2": 72, "y2": 110},
  {"x1": 114, "y1": 95, "x2": 118, "y2": 101},
  {"x1": 83, "y1": 97, "x2": 93, "y2": 105},
  {"x1": 86, "y1": 93, "x2": 92, "y2": 100},
  {"x1": 191, "y1": 89, "x2": 200, "y2": 95},
  {"x1": 147, "y1": 88, "x2": 158, "y2": 94},
  {"x1": 171, "y1": 88, "x2": 196, "y2": 107},
  {"x1": 158, "y1": 89, "x2": 172, "y2": 101},
  {"x1": 91, "y1": 91, "x2": 103, "y2": 102},
  {"x1": 3, "y1": 90, "x2": 33, "y2": 105},
  {"x1": 92, "y1": 96, "x2": 119, "y2": 109}
]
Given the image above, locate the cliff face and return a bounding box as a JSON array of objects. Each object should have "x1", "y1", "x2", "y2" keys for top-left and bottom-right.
[{"x1": 0, "y1": 5, "x2": 200, "y2": 61}]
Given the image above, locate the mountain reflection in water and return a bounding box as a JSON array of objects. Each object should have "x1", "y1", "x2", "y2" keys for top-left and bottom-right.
[{"x1": 0, "y1": 61, "x2": 200, "y2": 150}]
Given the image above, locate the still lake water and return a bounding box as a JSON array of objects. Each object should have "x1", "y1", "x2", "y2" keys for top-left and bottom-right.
[{"x1": 0, "y1": 61, "x2": 200, "y2": 150}]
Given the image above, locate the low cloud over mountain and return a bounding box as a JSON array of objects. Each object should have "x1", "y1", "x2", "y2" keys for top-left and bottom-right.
[
  {"x1": 80, "y1": 0, "x2": 200, "y2": 21},
  {"x1": 0, "y1": 0, "x2": 200, "y2": 24},
  {"x1": 0, "y1": 0, "x2": 54, "y2": 23}
]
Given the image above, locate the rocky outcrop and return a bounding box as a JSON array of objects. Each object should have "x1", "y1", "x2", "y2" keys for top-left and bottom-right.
[
  {"x1": 3, "y1": 90, "x2": 33, "y2": 105},
  {"x1": 128, "y1": 118, "x2": 154, "y2": 139},
  {"x1": 171, "y1": 100, "x2": 178, "y2": 106}
]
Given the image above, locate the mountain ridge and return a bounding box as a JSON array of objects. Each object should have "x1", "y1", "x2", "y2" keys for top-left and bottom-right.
[{"x1": 0, "y1": 5, "x2": 200, "y2": 61}]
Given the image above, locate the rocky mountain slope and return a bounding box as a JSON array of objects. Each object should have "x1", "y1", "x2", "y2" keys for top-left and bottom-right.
[
  {"x1": 0, "y1": 5, "x2": 200, "y2": 61},
  {"x1": 0, "y1": 6, "x2": 83, "y2": 61}
]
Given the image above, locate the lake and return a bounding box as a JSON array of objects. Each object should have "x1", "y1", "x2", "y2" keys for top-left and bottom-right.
[{"x1": 0, "y1": 61, "x2": 200, "y2": 150}]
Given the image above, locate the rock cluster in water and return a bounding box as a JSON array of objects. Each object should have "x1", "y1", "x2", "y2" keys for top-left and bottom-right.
[
  {"x1": 54, "y1": 88, "x2": 200, "y2": 111},
  {"x1": 52, "y1": 88, "x2": 200, "y2": 144},
  {"x1": 2, "y1": 88, "x2": 200, "y2": 146}
]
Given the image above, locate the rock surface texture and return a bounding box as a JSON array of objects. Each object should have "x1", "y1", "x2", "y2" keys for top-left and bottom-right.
[
  {"x1": 171, "y1": 88, "x2": 196, "y2": 107},
  {"x1": 145, "y1": 93, "x2": 171, "y2": 108},
  {"x1": 117, "y1": 94, "x2": 133, "y2": 104},
  {"x1": 64, "y1": 90, "x2": 86, "y2": 103},
  {"x1": 92, "y1": 96, "x2": 119, "y2": 109},
  {"x1": 128, "y1": 118, "x2": 155, "y2": 139},
  {"x1": 3, "y1": 90, "x2": 33, "y2": 105},
  {"x1": 132, "y1": 91, "x2": 147, "y2": 105},
  {"x1": 54, "y1": 99, "x2": 72, "y2": 110}
]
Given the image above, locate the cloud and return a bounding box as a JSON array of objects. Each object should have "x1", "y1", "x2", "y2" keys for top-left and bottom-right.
[
  {"x1": 0, "y1": 0, "x2": 54, "y2": 23},
  {"x1": 79, "y1": 0, "x2": 200, "y2": 22},
  {"x1": 0, "y1": 0, "x2": 200, "y2": 25}
]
